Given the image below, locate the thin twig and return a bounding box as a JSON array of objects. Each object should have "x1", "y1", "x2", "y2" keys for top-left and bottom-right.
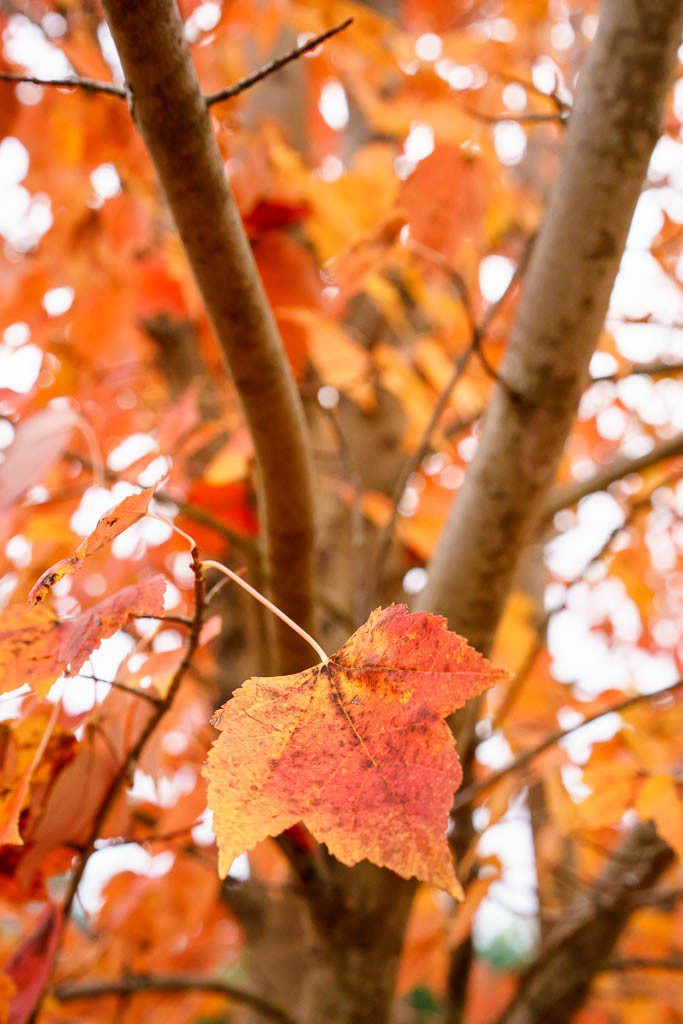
[
  {"x1": 443, "y1": 405, "x2": 484, "y2": 440},
  {"x1": 53, "y1": 973, "x2": 298, "y2": 1024},
  {"x1": 95, "y1": 824, "x2": 199, "y2": 848},
  {"x1": 452, "y1": 678, "x2": 683, "y2": 812},
  {"x1": 606, "y1": 314, "x2": 683, "y2": 330},
  {"x1": 493, "y1": 68, "x2": 572, "y2": 115},
  {"x1": 464, "y1": 106, "x2": 569, "y2": 126},
  {"x1": 539, "y1": 469, "x2": 682, "y2": 634},
  {"x1": 30, "y1": 550, "x2": 206, "y2": 1022},
  {"x1": 64, "y1": 450, "x2": 352, "y2": 628},
  {"x1": 405, "y1": 238, "x2": 476, "y2": 330},
  {"x1": 67, "y1": 550, "x2": 204, "y2": 913},
  {"x1": 599, "y1": 957, "x2": 683, "y2": 974},
  {"x1": 365, "y1": 343, "x2": 474, "y2": 610},
  {"x1": 64, "y1": 450, "x2": 259, "y2": 558},
  {"x1": 132, "y1": 612, "x2": 194, "y2": 627},
  {"x1": 0, "y1": 69, "x2": 127, "y2": 97},
  {"x1": 593, "y1": 358, "x2": 683, "y2": 382},
  {"x1": 316, "y1": 397, "x2": 368, "y2": 626},
  {"x1": 1, "y1": 19, "x2": 353, "y2": 111},
  {"x1": 491, "y1": 635, "x2": 544, "y2": 730},
  {"x1": 544, "y1": 432, "x2": 683, "y2": 522},
  {"x1": 205, "y1": 19, "x2": 353, "y2": 106},
  {"x1": 80, "y1": 672, "x2": 163, "y2": 707},
  {"x1": 493, "y1": 475, "x2": 680, "y2": 732}
]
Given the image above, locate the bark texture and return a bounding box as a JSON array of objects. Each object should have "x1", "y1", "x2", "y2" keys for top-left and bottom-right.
[
  {"x1": 300, "y1": 2, "x2": 683, "y2": 1019},
  {"x1": 101, "y1": 0, "x2": 316, "y2": 674},
  {"x1": 300, "y1": 865, "x2": 416, "y2": 1024},
  {"x1": 496, "y1": 824, "x2": 674, "y2": 1024},
  {"x1": 418, "y1": 0, "x2": 683, "y2": 655},
  {"x1": 413, "y1": 2, "x2": 682, "y2": 1020}
]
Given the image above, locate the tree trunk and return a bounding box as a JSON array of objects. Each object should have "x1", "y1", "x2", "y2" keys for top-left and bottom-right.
[{"x1": 300, "y1": 867, "x2": 415, "y2": 1024}]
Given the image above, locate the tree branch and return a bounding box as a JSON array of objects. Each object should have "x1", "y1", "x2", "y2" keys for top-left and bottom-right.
[
  {"x1": 415, "y1": 3, "x2": 683, "y2": 1019},
  {"x1": 53, "y1": 973, "x2": 299, "y2": 1024},
  {"x1": 595, "y1": 357, "x2": 683, "y2": 381},
  {"x1": 496, "y1": 822, "x2": 676, "y2": 1024},
  {"x1": 628, "y1": 886, "x2": 683, "y2": 910},
  {"x1": 1, "y1": 19, "x2": 353, "y2": 115},
  {"x1": 100, "y1": 0, "x2": 316, "y2": 674},
  {"x1": 452, "y1": 677, "x2": 683, "y2": 812},
  {"x1": 79, "y1": 672, "x2": 163, "y2": 707},
  {"x1": 418, "y1": 0, "x2": 683, "y2": 656},
  {"x1": 600, "y1": 957, "x2": 683, "y2": 973},
  {"x1": 464, "y1": 107, "x2": 569, "y2": 126},
  {"x1": 27, "y1": 551, "x2": 206, "y2": 1024},
  {"x1": 63, "y1": 550, "x2": 205, "y2": 920},
  {"x1": 205, "y1": 19, "x2": 353, "y2": 106},
  {"x1": 367, "y1": 235, "x2": 534, "y2": 609},
  {"x1": 544, "y1": 432, "x2": 683, "y2": 521},
  {"x1": 0, "y1": 70, "x2": 126, "y2": 97},
  {"x1": 492, "y1": 477, "x2": 680, "y2": 730}
]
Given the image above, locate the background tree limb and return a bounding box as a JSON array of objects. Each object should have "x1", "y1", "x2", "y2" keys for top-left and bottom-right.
[
  {"x1": 452, "y1": 678, "x2": 683, "y2": 812},
  {"x1": 496, "y1": 823, "x2": 675, "y2": 1024},
  {"x1": 544, "y1": 431, "x2": 683, "y2": 521},
  {"x1": 53, "y1": 973, "x2": 298, "y2": 1024}
]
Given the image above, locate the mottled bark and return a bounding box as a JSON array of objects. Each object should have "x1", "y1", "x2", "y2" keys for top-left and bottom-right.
[
  {"x1": 418, "y1": 0, "x2": 683, "y2": 654},
  {"x1": 101, "y1": 0, "x2": 316, "y2": 675},
  {"x1": 496, "y1": 824, "x2": 674, "y2": 1024},
  {"x1": 300, "y1": 864, "x2": 415, "y2": 1024},
  {"x1": 414, "y1": 2, "x2": 683, "y2": 1020}
]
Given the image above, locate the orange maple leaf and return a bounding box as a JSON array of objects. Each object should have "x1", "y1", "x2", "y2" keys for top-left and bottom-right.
[
  {"x1": 204, "y1": 605, "x2": 507, "y2": 896},
  {"x1": 3, "y1": 903, "x2": 62, "y2": 1024},
  {"x1": 28, "y1": 485, "x2": 158, "y2": 605},
  {"x1": 0, "y1": 575, "x2": 166, "y2": 695}
]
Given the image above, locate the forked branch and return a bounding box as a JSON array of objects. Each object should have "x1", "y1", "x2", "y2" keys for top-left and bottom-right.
[{"x1": 0, "y1": 19, "x2": 352, "y2": 111}]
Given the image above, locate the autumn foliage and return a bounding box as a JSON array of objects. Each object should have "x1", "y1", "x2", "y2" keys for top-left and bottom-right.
[
  {"x1": 206, "y1": 604, "x2": 506, "y2": 895},
  {"x1": 0, "y1": 2, "x2": 682, "y2": 1024}
]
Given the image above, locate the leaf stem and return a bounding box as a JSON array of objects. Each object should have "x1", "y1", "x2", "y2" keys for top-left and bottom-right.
[
  {"x1": 148, "y1": 511, "x2": 197, "y2": 550},
  {"x1": 202, "y1": 559, "x2": 328, "y2": 665}
]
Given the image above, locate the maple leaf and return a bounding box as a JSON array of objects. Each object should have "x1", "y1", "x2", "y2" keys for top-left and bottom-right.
[
  {"x1": 3, "y1": 903, "x2": 62, "y2": 1024},
  {"x1": 0, "y1": 576, "x2": 166, "y2": 695},
  {"x1": 0, "y1": 407, "x2": 78, "y2": 511},
  {"x1": 205, "y1": 605, "x2": 507, "y2": 896},
  {"x1": 0, "y1": 701, "x2": 60, "y2": 847},
  {"x1": 28, "y1": 485, "x2": 157, "y2": 605},
  {"x1": 636, "y1": 774, "x2": 683, "y2": 858}
]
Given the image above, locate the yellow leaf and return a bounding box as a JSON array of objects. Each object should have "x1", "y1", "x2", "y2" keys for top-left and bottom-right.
[{"x1": 636, "y1": 774, "x2": 683, "y2": 858}]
